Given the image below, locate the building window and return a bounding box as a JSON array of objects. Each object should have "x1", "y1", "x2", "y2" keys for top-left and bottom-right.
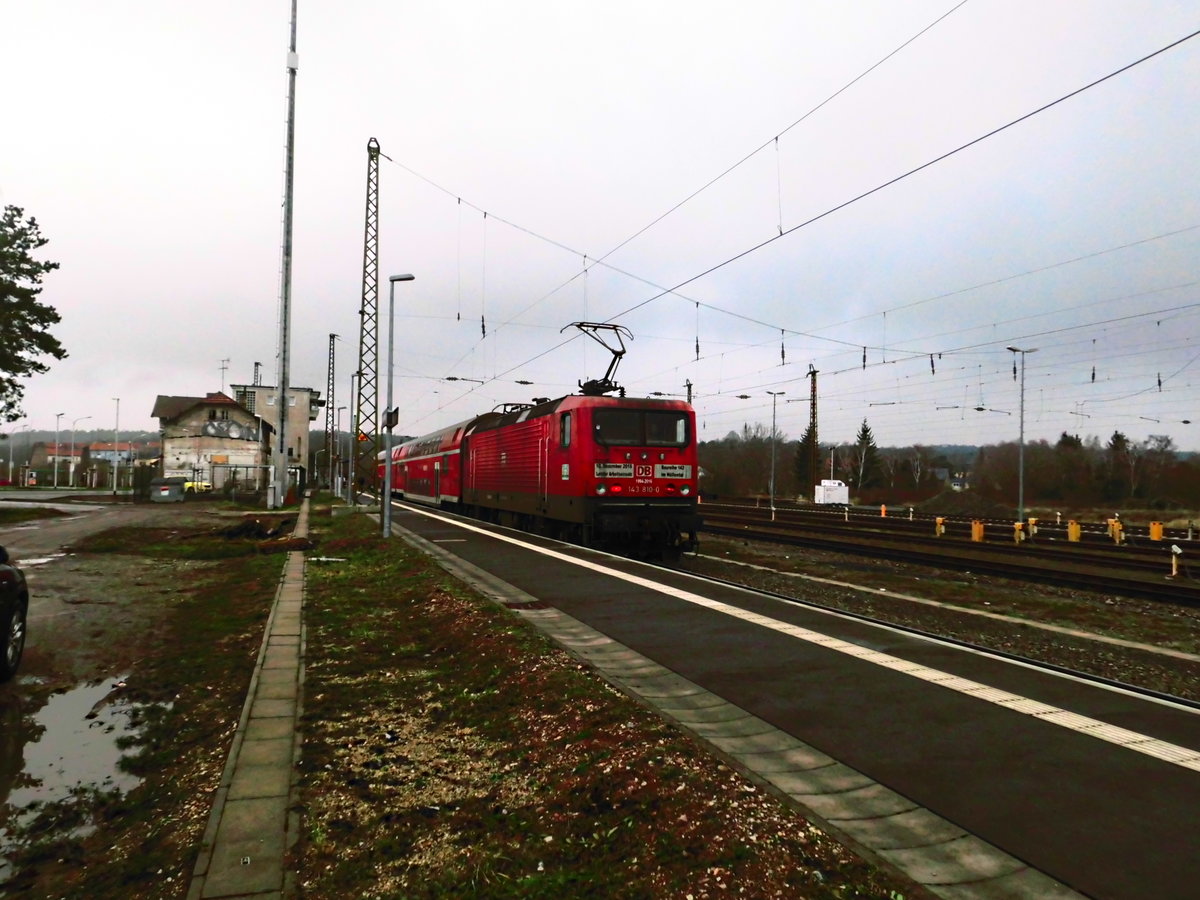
[{"x1": 208, "y1": 409, "x2": 217, "y2": 420}]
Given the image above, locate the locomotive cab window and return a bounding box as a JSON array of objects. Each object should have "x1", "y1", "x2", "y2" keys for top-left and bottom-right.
[
  {"x1": 645, "y1": 411, "x2": 687, "y2": 446},
  {"x1": 560, "y1": 412, "x2": 572, "y2": 449},
  {"x1": 593, "y1": 409, "x2": 688, "y2": 447}
]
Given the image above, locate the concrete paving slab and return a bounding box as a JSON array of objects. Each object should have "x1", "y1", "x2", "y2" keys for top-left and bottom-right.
[
  {"x1": 653, "y1": 690, "x2": 733, "y2": 712},
  {"x1": 930, "y1": 867, "x2": 1083, "y2": 899},
  {"x1": 202, "y1": 837, "x2": 285, "y2": 898},
  {"x1": 685, "y1": 714, "x2": 780, "y2": 739},
  {"x1": 243, "y1": 717, "x2": 294, "y2": 741},
  {"x1": 709, "y1": 729, "x2": 807, "y2": 755},
  {"x1": 214, "y1": 796, "x2": 290, "y2": 843},
  {"x1": 772, "y1": 762, "x2": 877, "y2": 796},
  {"x1": 256, "y1": 666, "x2": 299, "y2": 686},
  {"x1": 236, "y1": 736, "x2": 294, "y2": 768},
  {"x1": 734, "y1": 746, "x2": 838, "y2": 772},
  {"x1": 228, "y1": 760, "x2": 293, "y2": 802},
  {"x1": 671, "y1": 702, "x2": 764, "y2": 725},
  {"x1": 878, "y1": 834, "x2": 1026, "y2": 884},
  {"x1": 257, "y1": 680, "x2": 299, "y2": 701},
  {"x1": 794, "y1": 781, "x2": 923, "y2": 820},
  {"x1": 831, "y1": 807, "x2": 969, "y2": 850},
  {"x1": 249, "y1": 698, "x2": 297, "y2": 719}
]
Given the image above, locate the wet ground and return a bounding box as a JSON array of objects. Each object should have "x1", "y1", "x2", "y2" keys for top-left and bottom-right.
[{"x1": 0, "y1": 499, "x2": 231, "y2": 880}]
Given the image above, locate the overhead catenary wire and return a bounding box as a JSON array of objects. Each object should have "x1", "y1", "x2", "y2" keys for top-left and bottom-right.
[
  {"x1": 381, "y1": 28, "x2": 1200, "y2": 391},
  {"x1": 603, "y1": 26, "x2": 1200, "y2": 328},
  {"x1": 378, "y1": 23, "x2": 1200, "y2": 448},
  {"x1": 374, "y1": 1, "x2": 972, "y2": 360}
]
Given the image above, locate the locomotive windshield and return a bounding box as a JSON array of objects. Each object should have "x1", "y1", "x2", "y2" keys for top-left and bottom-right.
[{"x1": 593, "y1": 409, "x2": 688, "y2": 447}]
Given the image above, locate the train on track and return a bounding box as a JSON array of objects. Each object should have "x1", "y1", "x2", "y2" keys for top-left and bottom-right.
[{"x1": 377, "y1": 324, "x2": 701, "y2": 560}]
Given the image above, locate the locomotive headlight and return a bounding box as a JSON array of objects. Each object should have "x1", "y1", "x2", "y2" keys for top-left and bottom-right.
[
  {"x1": 641, "y1": 452, "x2": 648, "y2": 460},
  {"x1": 595, "y1": 483, "x2": 607, "y2": 495},
  {"x1": 680, "y1": 485, "x2": 691, "y2": 496}
]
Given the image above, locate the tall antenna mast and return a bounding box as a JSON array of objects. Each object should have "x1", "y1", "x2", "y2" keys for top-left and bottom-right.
[
  {"x1": 271, "y1": 0, "x2": 299, "y2": 509},
  {"x1": 354, "y1": 137, "x2": 382, "y2": 495}
]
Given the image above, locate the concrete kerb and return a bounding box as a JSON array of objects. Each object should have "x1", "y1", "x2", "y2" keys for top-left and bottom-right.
[{"x1": 187, "y1": 498, "x2": 310, "y2": 900}]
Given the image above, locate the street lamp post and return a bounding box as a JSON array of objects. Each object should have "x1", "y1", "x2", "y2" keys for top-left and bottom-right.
[
  {"x1": 383, "y1": 274, "x2": 415, "y2": 537},
  {"x1": 1006, "y1": 347, "x2": 1037, "y2": 526},
  {"x1": 112, "y1": 398, "x2": 120, "y2": 495},
  {"x1": 71, "y1": 416, "x2": 92, "y2": 488},
  {"x1": 767, "y1": 391, "x2": 785, "y2": 520},
  {"x1": 54, "y1": 412, "x2": 64, "y2": 488}
]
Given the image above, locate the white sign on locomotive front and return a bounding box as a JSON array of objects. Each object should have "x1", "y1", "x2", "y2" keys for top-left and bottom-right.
[
  {"x1": 655, "y1": 464, "x2": 691, "y2": 478},
  {"x1": 595, "y1": 463, "x2": 634, "y2": 477}
]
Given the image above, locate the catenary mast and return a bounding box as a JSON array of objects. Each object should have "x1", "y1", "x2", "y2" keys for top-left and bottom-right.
[{"x1": 353, "y1": 138, "x2": 382, "y2": 498}]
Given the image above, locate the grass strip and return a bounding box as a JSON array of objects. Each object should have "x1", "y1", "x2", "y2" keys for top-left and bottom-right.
[
  {"x1": 1, "y1": 523, "x2": 283, "y2": 897},
  {"x1": 296, "y1": 510, "x2": 913, "y2": 899}
]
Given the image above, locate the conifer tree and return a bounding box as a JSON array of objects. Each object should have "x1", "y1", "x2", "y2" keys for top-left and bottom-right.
[{"x1": 0, "y1": 205, "x2": 66, "y2": 421}]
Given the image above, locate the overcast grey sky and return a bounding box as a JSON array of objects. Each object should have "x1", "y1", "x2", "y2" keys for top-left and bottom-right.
[{"x1": 3, "y1": 1, "x2": 1198, "y2": 451}]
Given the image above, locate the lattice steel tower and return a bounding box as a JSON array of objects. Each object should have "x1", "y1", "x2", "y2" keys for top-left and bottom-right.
[
  {"x1": 354, "y1": 138, "x2": 381, "y2": 493},
  {"x1": 808, "y1": 364, "x2": 820, "y2": 490},
  {"x1": 325, "y1": 333, "x2": 337, "y2": 490}
]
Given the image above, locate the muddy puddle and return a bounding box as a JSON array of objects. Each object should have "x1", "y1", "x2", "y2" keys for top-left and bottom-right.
[{"x1": 0, "y1": 676, "x2": 155, "y2": 884}]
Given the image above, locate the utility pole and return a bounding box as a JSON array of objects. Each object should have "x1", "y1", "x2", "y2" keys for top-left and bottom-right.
[
  {"x1": 271, "y1": 0, "x2": 299, "y2": 509},
  {"x1": 354, "y1": 138, "x2": 382, "y2": 498},
  {"x1": 219, "y1": 358, "x2": 230, "y2": 393}
]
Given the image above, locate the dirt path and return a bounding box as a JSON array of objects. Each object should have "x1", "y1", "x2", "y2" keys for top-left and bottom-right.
[
  {"x1": 0, "y1": 500, "x2": 246, "y2": 864},
  {"x1": 1, "y1": 500, "x2": 227, "y2": 685}
]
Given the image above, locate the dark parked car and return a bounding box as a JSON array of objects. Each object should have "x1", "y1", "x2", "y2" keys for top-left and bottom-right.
[{"x1": 0, "y1": 545, "x2": 28, "y2": 681}]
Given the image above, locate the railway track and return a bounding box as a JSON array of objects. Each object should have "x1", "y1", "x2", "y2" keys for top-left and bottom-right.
[{"x1": 699, "y1": 507, "x2": 1200, "y2": 605}]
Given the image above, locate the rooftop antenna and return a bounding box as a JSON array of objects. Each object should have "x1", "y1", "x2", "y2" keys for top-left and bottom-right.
[{"x1": 563, "y1": 322, "x2": 633, "y2": 396}]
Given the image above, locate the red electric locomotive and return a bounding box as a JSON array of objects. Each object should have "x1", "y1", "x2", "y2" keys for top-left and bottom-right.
[{"x1": 381, "y1": 324, "x2": 700, "y2": 559}]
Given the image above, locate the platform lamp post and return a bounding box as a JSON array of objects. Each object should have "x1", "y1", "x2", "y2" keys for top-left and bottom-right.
[
  {"x1": 767, "y1": 391, "x2": 785, "y2": 521},
  {"x1": 54, "y1": 412, "x2": 64, "y2": 488},
  {"x1": 70, "y1": 415, "x2": 91, "y2": 488},
  {"x1": 1006, "y1": 347, "x2": 1037, "y2": 526},
  {"x1": 383, "y1": 273, "x2": 415, "y2": 538}
]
